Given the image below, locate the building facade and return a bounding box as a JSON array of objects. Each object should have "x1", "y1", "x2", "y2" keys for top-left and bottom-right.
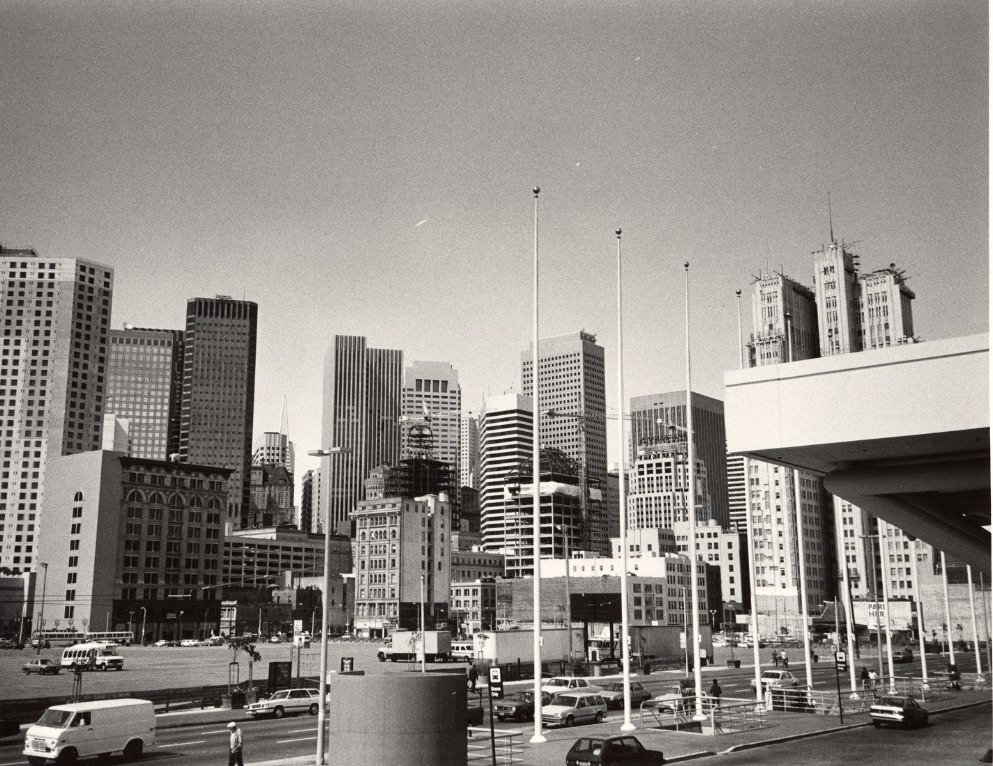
[
  {"x1": 350, "y1": 493, "x2": 452, "y2": 638},
  {"x1": 179, "y1": 296, "x2": 258, "y2": 530},
  {"x1": 318, "y1": 335, "x2": 403, "y2": 536},
  {"x1": 478, "y1": 393, "x2": 533, "y2": 554},
  {"x1": 401, "y1": 360, "x2": 461, "y2": 468},
  {"x1": 0, "y1": 247, "x2": 113, "y2": 571},
  {"x1": 459, "y1": 413, "x2": 479, "y2": 490},
  {"x1": 105, "y1": 326, "x2": 184, "y2": 461}
]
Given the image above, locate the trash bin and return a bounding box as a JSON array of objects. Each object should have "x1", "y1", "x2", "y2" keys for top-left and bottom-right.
[{"x1": 230, "y1": 689, "x2": 246, "y2": 710}]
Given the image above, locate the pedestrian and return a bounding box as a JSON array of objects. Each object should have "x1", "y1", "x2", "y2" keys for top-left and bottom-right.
[
  {"x1": 467, "y1": 662, "x2": 479, "y2": 692},
  {"x1": 860, "y1": 666, "x2": 871, "y2": 691},
  {"x1": 868, "y1": 669, "x2": 878, "y2": 692},
  {"x1": 772, "y1": 650, "x2": 780, "y2": 667},
  {"x1": 781, "y1": 650, "x2": 789, "y2": 668},
  {"x1": 709, "y1": 679, "x2": 722, "y2": 707},
  {"x1": 226, "y1": 722, "x2": 244, "y2": 766}
]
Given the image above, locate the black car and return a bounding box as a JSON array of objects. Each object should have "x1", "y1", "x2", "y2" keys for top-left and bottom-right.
[
  {"x1": 893, "y1": 648, "x2": 914, "y2": 663},
  {"x1": 0, "y1": 637, "x2": 24, "y2": 649},
  {"x1": 492, "y1": 690, "x2": 553, "y2": 722},
  {"x1": 566, "y1": 735, "x2": 664, "y2": 766}
]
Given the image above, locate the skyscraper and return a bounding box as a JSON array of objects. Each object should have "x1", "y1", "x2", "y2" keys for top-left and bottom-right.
[
  {"x1": 744, "y1": 271, "x2": 833, "y2": 628},
  {"x1": 459, "y1": 413, "x2": 479, "y2": 489},
  {"x1": 105, "y1": 326, "x2": 184, "y2": 460},
  {"x1": 401, "y1": 360, "x2": 461, "y2": 467},
  {"x1": 478, "y1": 393, "x2": 533, "y2": 556},
  {"x1": 521, "y1": 330, "x2": 608, "y2": 554},
  {"x1": 318, "y1": 335, "x2": 402, "y2": 535},
  {"x1": 629, "y1": 391, "x2": 730, "y2": 529},
  {"x1": 179, "y1": 296, "x2": 258, "y2": 530},
  {"x1": 0, "y1": 246, "x2": 113, "y2": 571}
]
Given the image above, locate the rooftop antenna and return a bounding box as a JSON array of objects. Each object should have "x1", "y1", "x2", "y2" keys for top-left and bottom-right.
[
  {"x1": 828, "y1": 192, "x2": 835, "y2": 244},
  {"x1": 280, "y1": 395, "x2": 289, "y2": 436}
]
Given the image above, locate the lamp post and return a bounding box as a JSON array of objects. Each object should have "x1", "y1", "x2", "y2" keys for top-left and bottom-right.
[
  {"x1": 616, "y1": 229, "x2": 635, "y2": 732},
  {"x1": 308, "y1": 446, "x2": 351, "y2": 766},
  {"x1": 528, "y1": 186, "x2": 546, "y2": 744},
  {"x1": 419, "y1": 575, "x2": 426, "y2": 674},
  {"x1": 555, "y1": 523, "x2": 573, "y2": 666},
  {"x1": 910, "y1": 543, "x2": 928, "y2": 684},
  {"x1": 861, "y1": 532, "x2": 886, "y2": 681},
  {"x1": 128, "y1": 611, "x2": 135, "y2": 643},
  {"x1": 140, "y1": 607, "x2": 147, "y2": 647},
  {"x1": 875, "y1": 524, "x2": 896, "y2": 690},
  {"x1": 940, "y1": 551, "x2": 956, "y2": 666},
  {"x1": 967, "y1": 566, "x2": 984, "y2": 681},
  {"x1": 177, "y1": 611, "x2": 184, "y2": 642},
  {"x1": 737, "y1": 287, "x2": 763, "y2": 699},
  {"x1": 709, "y1": 610, "x2": 717, "y2": 632},
  {"x1": 35, "y1": 562, "x2": 48, "y2": 655}
]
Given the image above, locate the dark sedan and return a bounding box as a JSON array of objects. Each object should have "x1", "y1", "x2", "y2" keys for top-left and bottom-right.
[
  {"x1": 492, "y1": 691, "x2": 553, "y2": 722},
  {"x1": 870, "y1": 696, "x2": 929, "y2": 729},
  {"x1": 566, "y1": 735, "x2": 664, "y2": 766}
]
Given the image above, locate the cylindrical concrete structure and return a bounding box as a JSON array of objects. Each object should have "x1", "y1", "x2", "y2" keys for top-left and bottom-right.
[{"x1": 327, "y1": 673, "x2": 467, "y2": 766}]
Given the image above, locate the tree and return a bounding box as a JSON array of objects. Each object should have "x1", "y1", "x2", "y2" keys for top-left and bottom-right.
[{"x1": 227, "y1": 636, "x2": 262, "y2": 694}]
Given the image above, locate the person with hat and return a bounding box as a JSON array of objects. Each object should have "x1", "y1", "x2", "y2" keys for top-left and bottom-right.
[{"x1": 226, "y1": 721, "x2": 244, "y2": 766}]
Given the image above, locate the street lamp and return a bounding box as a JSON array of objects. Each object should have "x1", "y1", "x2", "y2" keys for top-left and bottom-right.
[
  {"x1": 35, "y1": 563, "x2": 48, "y2": 655},
  {"x1": 709, "y1": 610, "x2": 717, "y2": 631},
  {"x1": 308, "y1": 446, "x2": 352, "y2": 766},
  {"x1": 177, "y1": 611, "x2": 184, "y2": 642},
  {"x1": 140, "y1": 607, "x2": 147, "y2": 646},
  {"x1": 555, "y1": 523, "x2": 573, "y2": 667},
  {"x1": 860, "y1": 532, "x2": 890, "y2": 683}
]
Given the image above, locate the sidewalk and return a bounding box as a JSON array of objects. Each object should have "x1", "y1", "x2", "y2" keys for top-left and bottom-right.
[{"x1": 154, "y1": 685, "x2": 990, "y2": 766}]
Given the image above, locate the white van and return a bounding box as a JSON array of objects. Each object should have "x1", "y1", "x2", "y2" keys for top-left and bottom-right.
[
  {"x1": 451, "y1": 641, "x2": 474, "y2": 662},
  {"x1": 23, "y1": 698, "x2": 155, "y2": 764},
  {"x1": 60, "y1": 642, "x2": 124, "y2": 671}
]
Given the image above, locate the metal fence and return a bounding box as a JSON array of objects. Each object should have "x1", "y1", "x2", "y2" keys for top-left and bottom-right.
[{"x1": 467, "y1": 727, "x2": 525, "y2": 765}]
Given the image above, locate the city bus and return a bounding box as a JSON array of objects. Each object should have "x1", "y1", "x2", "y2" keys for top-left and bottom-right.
[{"x1": 83, "y1": 631, "x2": 134, "y2": 646}]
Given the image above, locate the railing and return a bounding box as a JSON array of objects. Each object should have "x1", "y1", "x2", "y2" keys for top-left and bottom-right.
[
  {"x1": 467, "y1": 727, "x2": 524, "y2": 765},
  {"x1": 703, "y1": 697, "x2": 767, "y2": 734}
]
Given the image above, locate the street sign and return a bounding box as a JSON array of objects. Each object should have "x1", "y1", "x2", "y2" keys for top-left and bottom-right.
[
  {"x1": 835, "y1": 651, "x2": 848, "y2": 671},
  {"x1": 341, "y1": 656, "x2": 354, "y2": 673},
  {"x1": 488, "y1": 666, "x2": 504, "y2": 699}
]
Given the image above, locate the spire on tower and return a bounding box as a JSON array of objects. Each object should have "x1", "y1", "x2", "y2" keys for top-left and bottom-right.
[
  {"x1": 828, "y1": 192, "x2": 835, "y2": 244},
  {"x1": 280, "y1": 395, "x2": 289, "y2": 436}
]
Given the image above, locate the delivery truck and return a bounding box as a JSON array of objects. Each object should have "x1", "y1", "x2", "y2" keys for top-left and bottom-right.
[
  {"x1": 472, "y1": 627, "x2": 582, "y2": 665},
  {"x1": 377, "y1": 630, "x2": 453, "y2": 662}
]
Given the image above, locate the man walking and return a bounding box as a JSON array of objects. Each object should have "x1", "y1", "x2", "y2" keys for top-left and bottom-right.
[
  {"x1": 227, "y1": 721, "x2": 244, "y2": 766},
  {"x1": 772, "y1": 650, "x2": 779, "y2": 667},
  {"x1": 709, "y1": 678, "x2": 723, "y2": 708},
  {"x1": 467, "y1": 662, "x2": 479, "y2": 692}
]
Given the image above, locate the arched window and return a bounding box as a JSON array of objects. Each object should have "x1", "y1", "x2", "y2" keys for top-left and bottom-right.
[
  {"x1": 189, "y1": 496, "x2": 203, "y2": 508},
  {"x1": 125, "y1": 489, "x2": 144, "y2": 503},
  {"x1": 148, "y1": 492, "x2": 165, "y2": 506},
  {"x1": 73, "y1": 491, "x2": 84, "y2": 502},
  {"x1": 168, "y1": 494, "x2": 184, "y2": 508},
  {"x1": 207, "y1": 497, "x2": 223, "y2": 510}
]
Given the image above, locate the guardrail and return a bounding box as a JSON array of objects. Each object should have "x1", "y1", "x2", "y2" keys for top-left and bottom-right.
[{"x1": 467, "y1": 727, "x2": 524, "y2": 765}]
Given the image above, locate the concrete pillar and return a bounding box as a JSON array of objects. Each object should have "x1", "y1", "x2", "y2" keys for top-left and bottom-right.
[{"x1": 328, "y1": 673, "x2": 467, "y2": 766}]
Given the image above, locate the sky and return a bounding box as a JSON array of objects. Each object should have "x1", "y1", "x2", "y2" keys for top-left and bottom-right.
[{"x1": 2, "y1": 0, "x2": 987, "y2": 483}]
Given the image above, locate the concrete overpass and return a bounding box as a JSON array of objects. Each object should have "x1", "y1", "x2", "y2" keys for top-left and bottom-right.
[{"x1": 724, "y1": 333, "x2": 990, "y2": 575}]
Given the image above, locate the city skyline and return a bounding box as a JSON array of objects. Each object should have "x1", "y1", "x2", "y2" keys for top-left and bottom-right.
[{"x1": 2, "y1": 1, "x2": 986, "y2": 486}]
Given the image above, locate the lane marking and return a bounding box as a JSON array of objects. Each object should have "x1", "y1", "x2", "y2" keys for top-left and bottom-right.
[
  {"x1": 277, "y1": 736, "x2": 316, "y2": 744},
  {"x1": 157, "y1": 740, "x2": 206, "y2": 747}
]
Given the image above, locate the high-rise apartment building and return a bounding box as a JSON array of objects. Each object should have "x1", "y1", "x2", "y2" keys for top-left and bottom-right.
[
  {"x1": 179, "y1": 297, "x2": 258, "y2": 530},
  {"x1": 626, "y1": 449, "x2": 709, "y2": 529},
  {"x1": 105, "y1": 326, "x2": 184, "y2": 461},
  {"x1": 859, "y1": 265, "x2": 916, "y2": 349},
  {"x1": 629, "y1": 391, "x2": 730, "y2": 529},
  {"x1": 318, "y1": 335, "x2": 402, "y2": 536},
  {"x1": 726, "y1": 454, "x2": 747, "y2": 531},
  {"x1": 744, "y1": 271, "x2": 834, "y2": 626},
  {"x1": 0, "y1": 247, "x2": 113, "y2": 571},
  {"x1": 401, "y1": 361, "x2": 461, "y2": 467},
  {"x1": 300, "y1": 469, "x2": 317, "y2": 534},
  {"x1": 521, "y1": 330, "x2": 608, "y2": 554},
  {"x1": 478, "y1": 393, "x2": 533, "y2": 555},
  {"x1": 459, "y1": 413, "x2": 479, "y2": 489}
]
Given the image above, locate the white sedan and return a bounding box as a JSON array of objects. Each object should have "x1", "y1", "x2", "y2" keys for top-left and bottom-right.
[
  {"x1": 541, "y1": 676, "x2": 602, "y2": 696},
  {"x1": 246, "y1": 688, "x2": 320, "y2": 719}
]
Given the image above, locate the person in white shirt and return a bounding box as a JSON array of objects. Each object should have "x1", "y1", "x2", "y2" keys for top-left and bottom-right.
[{"x1": 227, "y1": 721, "x2": 244, "y2": 766}]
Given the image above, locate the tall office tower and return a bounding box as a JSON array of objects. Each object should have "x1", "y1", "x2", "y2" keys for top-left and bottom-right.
[
  {"x1": 629, "y1": 391, "x2": 729, "y2": 529},
  {"x1": 726, "y1": 454, "x2": 747, "y2": 531},
  {"x1": 179, "y1": 297, "x2": 258, "y2": 530},
  {"x1": 300, "y1": 469, "x2": 317, "y2": 534},
  {"x1": 253, "y1": 431, "x2": 294, "y2": 472},
  {"x1": 626, "y1": 447, "x2": 709, "y2": 529},
  {"x1": 401, "y1": 361, "x2": 461, "y2": 466},
  {"x1": 318, "y1": 335, "x2": 403, "y2": 536},
  {"x1": 859, "y1": 265, "x2": 916, "y2": 349},
  {"x1": 0, "y1": 247, "x2": 113, "y2": 571},
  {"x1": 459, "y1": 413, "x2": 479, "y2": 489},
  {"x1": 812, "y1": 240, "x2": 862, "y2": 356},
  {"x1": 478, "y1": 393, "x2": 533, "y2": 555},
  {"x1": 745, "y1": 272, "x2": 834, "y2": 626},
  {"x1": 521, "y1": 330, "x2": 608, "y2": 554},
  {"x1": 105, "y1": 326, "x2": 184, "y2": 460}
]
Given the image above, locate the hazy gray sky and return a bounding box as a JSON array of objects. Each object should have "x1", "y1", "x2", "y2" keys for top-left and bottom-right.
[{"x1": 2, "y1": 0, "x2": 987, "y2": 477}]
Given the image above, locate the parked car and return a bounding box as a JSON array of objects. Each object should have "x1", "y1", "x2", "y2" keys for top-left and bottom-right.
[
  {"x1": 542, "y1": 693, "x2": 608, "y2": 728},
  {"x1": 153, "y1": 639, "x2": 179, "y2": 647},
  {"x1": 599, "y1": 681, "x2": 653, "y2": 710},
  {"x1": 1, "y1": 637, "x2": 24, "y2": 649},
  {"x1": 542, "y1": 676, "x2": 602, "y2": 696},
  {"x1": 565, "y1": 735, "x2": 664, "y2": 766},
  {"x1": 870, "y1": 695, "x2": 929, "y2": 729},
  {"x1": 492, "y1": 691, "x2": 553, "y2": 722},
  {"x1": 23, "y1": 658, "x2": 61, "y2": 675},
  {"x1": 653, "y1": 679, "x2": 694, "y2": 714},
  {"x1": 245, "y1": 688, "x2": 319, "y2": 719},
  {"x1": 893, "y1": 648, "x2": 914, "y2": 664},
  {"x1": 180, "y1": 639, "x2": 201, "y2": 647},
  {"x1": 203, "y1": 636, "x2": 225, "y2": 646},
  {"x1": 749, "y1": 669, "x2": 800, "y2": 691}
]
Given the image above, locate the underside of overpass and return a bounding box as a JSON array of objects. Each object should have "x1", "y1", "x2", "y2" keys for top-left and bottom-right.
[{"x1": 724, "y1": 334, "x2": 990, "y2": 575}]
